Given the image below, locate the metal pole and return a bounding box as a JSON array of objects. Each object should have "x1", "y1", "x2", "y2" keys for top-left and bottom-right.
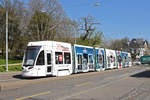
[
  {"x1": 75, "y1": 30, "x2": 76, "y2": 44},
  {"x1": 6, "y1": 10, "x2": 8, "y2": 72}
]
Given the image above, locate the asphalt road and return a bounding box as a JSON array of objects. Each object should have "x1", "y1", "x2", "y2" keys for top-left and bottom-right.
[{"x1": 0, "y1": 66, "x2": 150, "y2": 100}]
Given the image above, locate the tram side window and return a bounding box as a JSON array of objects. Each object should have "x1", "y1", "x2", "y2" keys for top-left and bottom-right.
[
  {"x1": 97, "y1": 54, "x2": 98, "y2": 62},
  {"x1": 128, "y1": 57, "x2": 131, "y2": 62},
  {"x1": 110, "y1": 55, "x2": 113, "y2": 62},
  {"x1": 47, "y1": 53, "x2": 51, "y2": 65},
  {"x1": 124, "y1": 57, "x2": 127, "y2": 62},
  {"x1": 98, "y1": 54, "x2": 103, "y2": 64},
  {"x1": 89, "y1": 55, "x2": 93, "y2": 64},
  {"x1": 107, "y1": 57, "x2": 110, "y2": 64},
  {"x1": 83, "y1": 54, "x2": 88, "y2": 63},
  {"x1": 77, "y1": 55, "x2": 82, "y2": 64},
  {"x1": 55, "y1": 52, "x2": 63, "y2": 64},
  {"x1": 114, "y1": 57, "x2": 116, "y2": 62},
  {"x1": 118, "y1": 56, "x2": 122, "y2": 63},
  {"x1": 113, "y1": 57, "x2": 116, "y2": 66},
  {"x1": 36, "y1": 50, "x2": 45, "y2": 65},
  {"x1": 64, "y1": 52, "x2": 71, "y2": 64}
]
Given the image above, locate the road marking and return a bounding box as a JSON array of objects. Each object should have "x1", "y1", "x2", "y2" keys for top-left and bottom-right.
[
  {"x1": 15, "y1": 91, "x2": 51, "y2": 100},
  {"x1": 58, "y1": 74, "x2": 130, "y2": 100},
  {"x1": 75, "y1": 82, "x2": 93, "y2": 87},
  {"x1": 1, "y1": 67, "x2": 139, "y2": 91},
  {"x1": 104, "y1": 76, "x2": 113, "y2": 80},
  {"x1": 145, "y1": 67, "x2": 150, "y2": 70}
]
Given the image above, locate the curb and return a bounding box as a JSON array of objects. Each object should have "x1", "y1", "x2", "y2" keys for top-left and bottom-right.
[{"x1": 0, "y1": 71, "x2": 21, "y2": 75}]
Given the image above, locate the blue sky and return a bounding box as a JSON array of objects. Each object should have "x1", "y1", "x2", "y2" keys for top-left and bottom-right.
[{"x1": 59, "y1": 0, "x2": 150, "y2": 41}]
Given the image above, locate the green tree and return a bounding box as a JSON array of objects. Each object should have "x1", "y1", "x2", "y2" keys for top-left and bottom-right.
[
  {"x1": 0, "y1": 0, "x2": 86, "y2": 59},
  {"x1": 27, "y1": 0, "x2": 78, "y2": 43},
  {"x1": 27, "y1": 11, "x2": 57, "y2": 41},
  {"x1": 0, "y1": 5, "x2": 5, "y2": 58},
  {"x1": 0, "y1": 0, "x2": 26, "y2": 59}
]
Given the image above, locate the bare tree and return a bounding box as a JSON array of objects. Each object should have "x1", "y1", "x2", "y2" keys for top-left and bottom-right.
[
  {"x1": 79, "y1": 15, "x2": 100, "y2": 41},
  {"x1": 109, "y1": 37, "x2": 130, "y2": 51},
  {"x1": 0, "y1": 0, "x2": 81, "y2": 58},
  {"x1": 77, "y1": 15, "x2": 103, "y2": 46},
  {"x1": 27, "y1": 0, "x2": 74, "y2": 41}
]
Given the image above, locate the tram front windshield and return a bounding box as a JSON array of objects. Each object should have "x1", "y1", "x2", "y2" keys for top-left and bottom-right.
[{"x1": 23, "y1": 46, "x2": 41, "y2": 66}]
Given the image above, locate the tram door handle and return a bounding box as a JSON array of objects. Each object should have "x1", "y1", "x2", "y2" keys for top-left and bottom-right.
[
  {"x1": 47, "y1": 66, "x2": 51, "y2": 72},
  {"x1": 38, "y1": 68, "x2": 40, "y2": 70}
]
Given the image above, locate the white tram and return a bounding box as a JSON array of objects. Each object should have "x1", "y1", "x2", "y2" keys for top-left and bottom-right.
[
  {"x1": 22, "y1": 41, "x2": 73, "y2": 77},
  {"x1": 22, "y1": 41, "x2": 133, "y2": 77},
  {"x1": 105, "y1": 49, "x2": 117, "y2": 69},
  {"x1": 128, "y1": 53, "x2": 132, "y2": 67}
]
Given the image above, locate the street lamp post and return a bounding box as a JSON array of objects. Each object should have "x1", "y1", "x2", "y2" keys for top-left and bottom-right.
[
  {"x1": 94, "y1": 2, "x2": 100, "y2": 6},
  {"x1": 6, "y1": 8, "x2": 8, "y2": 72}
]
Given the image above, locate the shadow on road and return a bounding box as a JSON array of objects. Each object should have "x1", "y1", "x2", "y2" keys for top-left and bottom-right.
[
  {"x1": 12, "y1": 71, "x2": 92, "y2": 80},
  {"x1": 130, "y1": 70, "x2": 150, "y2": 78},
  {"x1": 12, "y1": 74, "x2": 54, "y2": 80}
]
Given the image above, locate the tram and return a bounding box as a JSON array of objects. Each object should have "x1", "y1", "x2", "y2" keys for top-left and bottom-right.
[
  {"x1": 105, "y1": 49, "x2": 117, "y2": 69},
  {"x1": 22, "y1": 41, "x2": 132, "y2": 77},
  {"x1": 116, "y1": 50, "x2": 122, "y2": 69},
  {"x1": 73, "y1": 44, "x2": 95, "y2": 73},
  {"x1": 128, "y1": 53, "x2": 132, "y2": 67},
  {"x1": 22, "y1": 41, "x2": 73, "y2": 77},
  {"x1": 121, "y1": 52, "x2": 128, "y2": 68},
  {"x1": 95, "y1": 48, "x2": 106, "y2": 71}
]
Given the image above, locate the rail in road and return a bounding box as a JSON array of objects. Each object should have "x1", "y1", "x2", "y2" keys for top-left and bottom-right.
[
  {"x1": 0, "y1": 66, "x2": 148, "y2": 91},
  {"x1": 0, "y1": 66, "x2": 148, "y2": 100},
  {"x1": 0, "y1": 66, "x2": 149, "y2": 100}
]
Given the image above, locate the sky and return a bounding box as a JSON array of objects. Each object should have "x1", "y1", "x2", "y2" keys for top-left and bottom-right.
[{"x1": 59, "y1": 0, "x2": 150, "y2": 41}]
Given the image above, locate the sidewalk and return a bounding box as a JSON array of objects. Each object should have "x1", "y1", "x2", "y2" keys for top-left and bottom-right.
[
  {"x1": 0, "y1": 71, "x2": 21, "y2": 83},
  {"x1": 0, "y1": 63, "x2": 22, "y2": 67},
  {"x1": 0, "y1": 71, "x2": 21, "y2": 75}
]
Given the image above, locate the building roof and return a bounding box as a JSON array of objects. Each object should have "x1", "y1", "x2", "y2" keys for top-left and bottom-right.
[{"x1": 130, "y1": 38, "x2": 148, "y2": 48}]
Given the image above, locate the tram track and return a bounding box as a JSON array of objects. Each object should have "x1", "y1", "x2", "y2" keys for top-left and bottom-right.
[
  {"x1": 0, "y1": 66, "x2": 144, "y2": 91},
  {"x1": 0, "y1": 66, "x2": 146, "y2": 100}
]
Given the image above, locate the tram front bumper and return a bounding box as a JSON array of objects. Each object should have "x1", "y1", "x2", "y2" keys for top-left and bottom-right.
[{"x1": 22, "y1": 68, "x2": 38, "y2": 77}]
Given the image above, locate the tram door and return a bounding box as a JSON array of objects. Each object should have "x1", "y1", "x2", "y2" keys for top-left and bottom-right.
[
  {"x1": 83, "y1": 54, "x2": 88, "y2": 70},
  {"x1": 77, "y1": 54, "x2": 82, "y2": 70},
  {"x1": 89, "y1": 55, "x2": 94, "y2": 70},
  {"x1": 107, "y1": 56, "x2": 111, "y2": 68},
  {"x1": 98, "y1": 54, "x2": 103, "y2": 68},
  {"x1": 122, "y1": 56, "x2": 125, "y2": 68},
  {"x1": 118, "y1": 55, "x2": 122, "y2": 68},
  {"x1": 46, "y1": 51, "x2": 52, "y2": 75}
]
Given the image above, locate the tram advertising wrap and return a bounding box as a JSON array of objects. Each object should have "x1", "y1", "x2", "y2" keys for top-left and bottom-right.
[{"x1": 22, "y1": 41, "x2": 132, "y2": 77}]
